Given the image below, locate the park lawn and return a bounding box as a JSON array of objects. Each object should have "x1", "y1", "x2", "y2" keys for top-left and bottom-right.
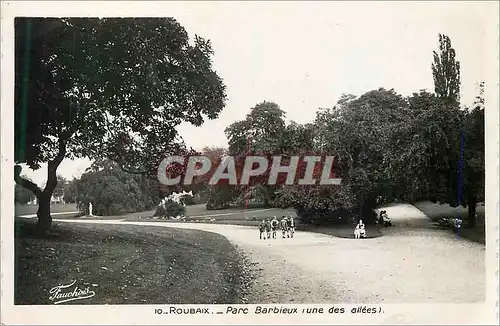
[
  {"x1": 15, "y1": 203, "x2": 78, "y2": 216},
  {"x1": 295, "y1": 223, "x2": 382, "y2": 239},
  {"x1": 53, "y1": 210, "x2": 157, "y2": 220},
  {"x1": 15, "y1": 218, "x2": 249, "y2": 305},
  {"x1": 128, "y1": 216, "x2": 383, "y2": 239},
  {"x1": 122, "y1": 204, "x2": 383, "y2": 239},
  {"x1": 191, "y1": 219, "x2": 383, "y2": 239},
  {"x1": 412, "y1": 201, "x2": 485, "y2": 244}
]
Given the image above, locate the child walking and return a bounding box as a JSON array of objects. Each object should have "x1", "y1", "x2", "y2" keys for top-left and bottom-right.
[
  {"x1": 259, "y1": 220, "x2": 266, "y2": 239},
  {"x1": 265, "y1": 219, "x2": 272, "y2": 239},
  {"x1": 271, "y1": 216, "x2": 279, "y2": 239}
]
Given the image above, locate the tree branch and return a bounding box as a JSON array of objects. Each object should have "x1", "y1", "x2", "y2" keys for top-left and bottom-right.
[
  {"x1": 64, "y1": 102, "x2": 92, "y2": 141},
  {"x1": 118, "y1": 161, "x2": 149, "y2": 175},
  {"x1": 45, "y1": 138, "x2": 68, "y2": 194},
  {"x1": 49, "y1": 138, "x2": 67, "y2": 170},
  {"x1": 14, "y1": 165, "x2": 42, "y2": 197}
]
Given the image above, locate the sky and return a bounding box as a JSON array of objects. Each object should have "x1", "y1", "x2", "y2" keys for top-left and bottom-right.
[{"x1": 21, "y1": 1, "x2": 493, "y2": 186}]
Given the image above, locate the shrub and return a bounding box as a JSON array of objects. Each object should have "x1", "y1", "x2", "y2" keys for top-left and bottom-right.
[
  {"x1": 154, "y1": 199, "x2": 186, "y2": 218},
  {"x1": 181, "y1": 194, "x2": 195, "y2": 206},
  {"x1": 108, "y1": 203, "x2": 128, "y2": 216},
  {"x1": 206, "y1": 195, "x2": 232, "y2": 210},
  {"x1": 75, "y1": 160, "x2": 161, "y2": 216}
]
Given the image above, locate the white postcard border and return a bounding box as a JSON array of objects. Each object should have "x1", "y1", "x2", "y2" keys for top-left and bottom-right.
[{"x1": 1, "y1": 1, "x2": 498, "y2": 325}]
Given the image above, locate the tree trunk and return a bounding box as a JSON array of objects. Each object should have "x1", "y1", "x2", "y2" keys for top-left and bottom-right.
[
  {"x1": 15, "y1": 139, "x2": 66, "y2": 235},
  {"x1": 36, "y1": 193, "x2": 52, "y2": 234},
  {"x1": 263, "y1": 196, "x2": 270, "y2": 208},
  {"x1": 467, "y1": 195, "x2": 477, "y2": 228}
]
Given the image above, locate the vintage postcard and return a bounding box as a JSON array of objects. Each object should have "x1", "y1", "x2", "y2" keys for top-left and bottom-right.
[{"x1": 1, "y1": 1, "x2": 498, "y2": 325}]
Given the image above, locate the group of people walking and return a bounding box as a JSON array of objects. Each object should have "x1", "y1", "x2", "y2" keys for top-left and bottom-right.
[{"x1": 259, "y1": 216, "x2": 295, "y2": 240}]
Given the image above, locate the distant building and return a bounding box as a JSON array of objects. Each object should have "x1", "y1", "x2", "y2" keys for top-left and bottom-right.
[
  {"x1": 27, "y1": 195, "x2": 65, "y2": 205},
  {"x1": 51, "y1": 195, "x2": 65, "y2": 204}
]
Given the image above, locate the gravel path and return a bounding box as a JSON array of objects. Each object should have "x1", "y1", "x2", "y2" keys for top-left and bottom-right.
[{"x1": 56, "y1": 204, "x2": 485, "y2": 303}]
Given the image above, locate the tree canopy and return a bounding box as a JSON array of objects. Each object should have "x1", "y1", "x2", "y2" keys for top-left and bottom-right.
[
  {"x1": 17, "y1": 22, "x2": 484, "y2": 232},
  {"x1": 432, "y1": 34, "x2": 461, "y2": 105},
  {"x1": 15, "y1": 17, "x2": 227, "y2": 233},
  {"x1": 75, "y1": 160, "x2": 162, "y2": 216}
]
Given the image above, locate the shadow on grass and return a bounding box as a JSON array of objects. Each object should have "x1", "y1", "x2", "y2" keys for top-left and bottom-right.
[
  {"x1": 130, "y1": 216, "x2": 384, "y2": 240},
  {"x1": 296, "y1": 224, "x2": 383, "y2": 239},
  {"x1": 14, "y1": 218, "x2": 249, "y2": 305},
  {"x1": 412, "y1": 201, "x2": 485, "y2": 244}
]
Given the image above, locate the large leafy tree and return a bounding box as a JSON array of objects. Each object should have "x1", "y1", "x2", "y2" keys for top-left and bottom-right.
[
  {"x1": 53, "y1": 175, "x2": 67, "y2": 199},
  {"x1": 462, "y1": 82, "x2": 485, "y2": 227},
  {"x1": 432, "y1": 34, "x2": 461, "y2": 105},
  {"x1": 385, "y1": 91, "x2": 463, "y2": 204},
  {"x1": 223, "y1": 101, "x2": 320, "y2": 208},
  {"x1": 14, "y1": 18, "x2": 227, "y2": 233},
  {"x1": 75, "y1": 160, "x2": 160, "y2": 216},
  {"x1": 274, "y1": 89, "x2": 408, "y2": 224},
  {"x1": 281, "y1": 122, "x2": 316, "y2": 155},
  {"x1": 196, "y1": 146, "x2": 228, "y2": 206},
  {"x1": 63, "y1": 178, "x2": 78, "y2": 203},
  {"x1": 430, "y1": 34, "x2": 463, "y2": 204},
  {"x1": 430, "y1": 34, "x2": 484, "y2": 227},
  {"x1": 222, "y1": 101, "x2": 287, "y2": 206},
  {"x1": 322, "y1": 89, "x2": 408, "y2": 218},
  {"x1": 202, "y1": 146, "x2": 227, "y2": 161},
  {"x1": 225, "y1": 101, "x2": 287, "y2": 155}
]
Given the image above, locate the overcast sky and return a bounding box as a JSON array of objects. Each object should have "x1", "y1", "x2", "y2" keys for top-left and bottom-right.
[{"x1": 22, "y1": 2, "x2": 492, "y2": 185}]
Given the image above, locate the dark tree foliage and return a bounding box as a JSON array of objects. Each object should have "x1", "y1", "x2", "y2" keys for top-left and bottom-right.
[
  {"x1": 432, "y1": 34, "x2": 461, "y2": 105},
  {"x1": 75, "y1": 160, "x2": 165, "y2": 216},
  {"x1": 462, "y1": 82, "x2": 485, "y2": 227},
  {"x1": 63, "y1": 178, "x2": 78, "y2": 203},
  {"x1": 221, "y1": 101, "x2": 318, "y2": 208},
  {"x1": 14, "y1": 18, "x2": 227, "y2": 233}
]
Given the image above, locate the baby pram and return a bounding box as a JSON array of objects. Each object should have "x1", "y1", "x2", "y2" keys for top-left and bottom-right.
[
  {"x1": 382, "y1": 212, "x2": 391, "y2": 227},
  {"x1": 379, "y1": 210, "x2": 392, "y2": 227}
]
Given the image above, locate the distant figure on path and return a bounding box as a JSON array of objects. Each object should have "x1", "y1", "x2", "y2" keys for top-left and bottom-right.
[
  {"x1": 271, "y1": 216, "x2": 279, "y2": 239},
  {"x1": 354, "y1": 219, "x2": 366, "y2": 239},
  {"x1": 259, "y1": 220, "x2": 266, "y2": 239},
  {"x1": 265, "y1": 219, "x2": 272, "y2": 239},
  {"x1": 358, "y1": 219, "x2": 366, "y2": 238},
  {"x1": 89, "y1": 202, "x2": 93, "y2": 216},
  {"x1": 381, "y1": 210, "x2": 392, "y2": 227},
  {"x1": 354, "y1": 224, "x2": 361, "y2": 239},
  {"x1": 280, "y1": 216, "x2": 288, "y2": 238},
  {"x1": 288, "y1": 216, "x2": 295, "y2": 238}
]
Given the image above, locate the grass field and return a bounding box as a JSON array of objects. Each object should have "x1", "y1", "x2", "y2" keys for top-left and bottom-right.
[
  {"x1": 124, "y1": 205, "x2": 383, "y2": 239},
  {"x1": 13, "y1": 200, "x2": 484, "y2": 306},
  {"x1": 15, "y1": 201, "x2": 484, "y2": 242},
  {"x1": 15, "y1": 203, "x2": 78, "y2": 216},
  {"x1": 412, "y1": 201, "x2": 485, "y2": 244},
  {"x1": 15, "y1": 218, "x2": 249, "y2": 305}
]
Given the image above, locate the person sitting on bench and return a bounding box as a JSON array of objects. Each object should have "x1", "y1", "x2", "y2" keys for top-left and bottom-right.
[
  {"x1": 382, "y1": 210, "x2": 392, "y2": 226},
  {"x1": 354, "y1": 219, "x2": 366, "y2": 239}
]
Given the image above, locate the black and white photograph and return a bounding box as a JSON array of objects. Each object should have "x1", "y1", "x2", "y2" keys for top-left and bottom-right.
[{"x1": 1, "y1": 1, "x2": 498, "y2": 325}]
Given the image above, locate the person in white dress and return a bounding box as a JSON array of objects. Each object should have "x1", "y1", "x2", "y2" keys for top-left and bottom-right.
[
  {"x1": 354, "y1": 224, "x2": 361, "y2": 239},
  {"x1": 354, "y1": 219, "x2": 366, "y2": 239}
]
